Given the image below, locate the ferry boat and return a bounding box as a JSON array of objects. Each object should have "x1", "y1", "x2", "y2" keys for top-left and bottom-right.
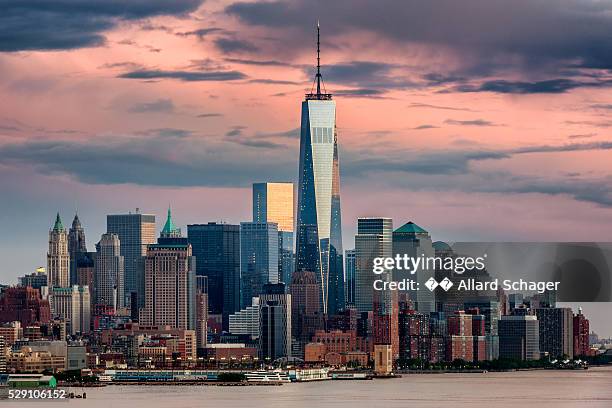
[
  {"x1": 288, "y1": 368, "x2": 330, "y2": 382},
  {"x1": 245, "y1": 370, "x2": 291, "y2": 383}
]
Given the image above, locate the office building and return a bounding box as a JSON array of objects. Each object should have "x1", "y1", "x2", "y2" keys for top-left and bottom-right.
[
  {"x1": 187, "y1": 222, "x2": 240, "y2": 329},
  {"x1": 106, "y1": 211, "x2": 156, "y2": 308},
  {"x1": 289, "y1": 271, "x2": 324, "y2": 357},
  {"x1": 47, "y1": 213, "x2": 70, "y2": 290},
  {"x1": 229, "y1": 298, "x2": 260, "y2": 340},
  {"x1": 345, "y1": 249, "x2": 356, "y2": 306},
  {"x1": 51, "y1": 286, "x2": 91, "y2": 335},
  {"x1": 259, "y1": 283, "x2": 291, "y2": 360},
  {"x1": 139, "y1": 240, "x2": 196, "y2": 330},
  {"x1": 392, "y1": 222, "x2": 435, "y2": 313},
  {"x1": 253, "y1": 182, "x2": 295, "y2": 284},
  {"x1": 94, "y1": 233, "x2": 124, "y2": 310},
  {"x1": 499, "y1": 315, "x2": 540, "y2": 361},
  {"x1": 0, "y1": 287, "x2": 51, "y2": 327},
  {"x1": 355, "y1": 218, "x2": 393, "y2": 312},
  {"x1": 18, "y1": 269, "x2": 48, "y2": 291},
  {"x1": 196, "y1": 276, "x2": 208, "y2": 349},
  {"x1": 295, "y1": 24, "x2": 344, "y2": 315},
  {"x1": 68, "y1": 214, "x2": 87, "y2": 286},
  {"x1": 573, "y1": 307, "x2": 590, "y2": 357},
  {"x1": 535, "y1": 307, "x2": 573, "y2": 359},
  {"x1": 240, "y1": 222, "x2": 279, "y2": 308}
]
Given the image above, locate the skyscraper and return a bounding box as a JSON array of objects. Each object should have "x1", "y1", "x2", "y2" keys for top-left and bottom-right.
[
  {"x1": 68, "y1": 213, "x2": 87, "y2": 286},
  {"x1": 345, "y1": 249, "x2": 356, "y2": 306},
  {"x1": 355, "y1": 218, "x2": 392, "y2": 313},
  {"x1": 187, "y1": 222, "x2": 240, "y2": 329},
  {"x1": 140, "y1": 237, "x2": 196, "y2": 330},
  {"x1": 240, "y1": 222, "x2": 279, "y2": 309},
  {"x1": 51, "y1": 285, "x2": 91, "y2": 335},
  {"x1": 106, "y1": 211, "x2": 156, "y2": 308},
  {"x1": 94, "y1": 233, "x2": 124, "y2": 310},
  {"x1": 499, "y1": 315, "x2": 540, "y2": 361},
  {"x1": 259, "y1": 283, "x2": 291, "y2": 360},
  {"x1": 295, "y1": 23, "x2": 344, "y2": 315},
  {"x1": 535, "y1": 307, "x2": 574, "y2": 359},
  {"x1": 253, "y1": 182, "x2": 294, "y2": 285},
  {"x1": 47, "y1": 213, "x2": 70, "y2": 290},
  {"x1": 393, "y1": 222, "x2": 436, "y2": 313}
]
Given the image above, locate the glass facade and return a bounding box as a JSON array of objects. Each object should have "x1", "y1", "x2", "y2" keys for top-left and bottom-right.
[
  {"x1": 106, "y1": 213, "x2": 156, "y2": 308},
  {"x1": 296, "y1": 99, "x2": 344, "y2": 314},
  {"x1": 187, "y1": 223, "x2": 240, "y2": 330},
  {"x1": 240, "y1": 222, "x2": 279, "y2": 309}
]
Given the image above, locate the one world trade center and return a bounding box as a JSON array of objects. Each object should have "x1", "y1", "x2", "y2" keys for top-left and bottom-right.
[{"x1": 295, "y1": 23, "x2": 344, "y2": 315}]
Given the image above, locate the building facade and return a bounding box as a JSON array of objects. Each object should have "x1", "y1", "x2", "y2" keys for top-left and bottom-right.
[
  {"x1": 240, "y1": 222, "x2": 279, "y2": 309},
  {"x1": 94, "y1": 233, "x2": 124, "y2": 310},
  {"x1": 253, "y1": 182, "x2": 295, "y2": 285},
  {"x1": 498, "y1": 315, "x2": 540, "y2": 361},
  {"x1": 106, "y1": 212, "x2": 156, "y2": 308},
  {"x1": 47, "y1": 213, "x2": 70, "y2": 291},
  {"x1": 259, "y1": 283, "x2": 291, "y2": 360},
  {"x1": 187, "y1": 222, "x2": 240, "y2": 329},
  {"x1": 51, "y1": 286, "x2": 91, "y2": 335},
  {"x1": 295, "y1": 25, "x2": 344, "y2": 315}
]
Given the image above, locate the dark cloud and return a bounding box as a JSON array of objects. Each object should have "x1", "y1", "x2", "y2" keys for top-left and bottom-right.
[
  {"x1": 412, "y1": 124, "x2": 439, "y2": 130},
  {"x1": 214, "y1": 37, "x2": 258, "y2": 53},
  {"x1": 227, "y1": 139, "x2": 286, "y2": 149},
  {"x1": 334, "y1": 89, "x2": 388, "y2": 98},
  {"x1": 196, "y1": 113, "x2": 223, "y2": 118},
  {"x1": 249, "y1": 79, "x2": 302, "y2": 85},
  {"x1": 452, "y1": 78, "x2": 612, "y2": 94},
  {"x1": 0, "y1": 0, "x2": 203, "y2": 52},
  {"x1": 128, "y1": 98, "x2": 175, "y2": 113},
  {"x1": 137, "y1": 128, "x2": 193, "y2": 138},
  {"x1": 225, "y1": 0, "x2": 612, "y2": 71},
  {"x1": 118, "y1": 69, "x2": 247, "y2": 81},
  {"x1": 445, "y1": 119, "x2": 498, "y2": 127},
  {"x1": 313, "y1": 61, "x2": 414, "y2": 91},
  {"x1": 568, "y1": 133, "x2": 596, "y2": 140},
  {"x1": 175, "y1": 27, "x2": 224, "y2": 38},
  {"x1": 224, "y1": 58, "x2": 293, "y2": 67}
]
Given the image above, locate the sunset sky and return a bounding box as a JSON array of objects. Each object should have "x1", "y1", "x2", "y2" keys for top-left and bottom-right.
[{"x1": 1, "y1": 1, "x2": 612, "y2": 333}]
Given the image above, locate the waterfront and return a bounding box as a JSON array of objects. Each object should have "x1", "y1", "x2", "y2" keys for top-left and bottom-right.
[{"x1": 3, "y1": 366, "x2": 611, "y2": 407}]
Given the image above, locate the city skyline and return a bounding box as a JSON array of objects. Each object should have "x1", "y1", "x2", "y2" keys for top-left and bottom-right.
[{"x1": 1, "y1": 1, "x2": 612, "y2": 337}]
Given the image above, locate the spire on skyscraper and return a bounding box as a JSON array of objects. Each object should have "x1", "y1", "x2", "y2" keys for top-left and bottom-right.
[
  {"x1": 71, "y1": 212, "x2": 82, "y2": 229},
  {"x1": 307, "y1": 21, "x2": 331, "y2": 101},
  {"x1": 161, "y1": 205, "x2": 181, "y2": 238},
  {"x1": 53, "y1": 212, "x2": 64, "y2": 231}
]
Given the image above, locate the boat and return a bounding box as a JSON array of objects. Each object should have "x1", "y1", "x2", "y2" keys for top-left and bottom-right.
[{"x1": 245, "y1": 370, "x2": 291, "y2": 383}]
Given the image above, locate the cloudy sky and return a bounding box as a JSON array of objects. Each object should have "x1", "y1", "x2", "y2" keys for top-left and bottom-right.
[{"x1": 1, "y1": 1, "x2": 611, "y2": 335}]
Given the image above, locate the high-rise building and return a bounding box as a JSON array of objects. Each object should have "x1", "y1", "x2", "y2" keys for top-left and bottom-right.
[
  {"x1": 140, "y1": 236, "x2": 196, "y2": 330},
  {"x1": 392, "y1": 222, "x2": 435, "y2": 313},
  {"x1": 0, "y1": 336, "x2": 6, "y2": 373},
  {"x1": 345, "y1": 249, "x2": 356, "y2": 306},
  {"x1": 229, "y1": 297, "x2": 260, "y2": 340},
  {"x1": 573, "y1": 307, "x2": 590, "y2": 357},
  {"x1": 295, "y1": 24, "x2": 344, "y2": 315},
  {"x1": 240, "y1": 222, "x2": 279, "y2": 308},
  {"x1": 499, "y1": 315, "x2": 540, "y2": 361},
  {"x1": 94, "y1": 233, "x2": 124, "y2": 310},
  {"x1": 51, "y1": 285, "x2": 91, "y2": 335},
  {"x1": 253, "y1": 182, "x2": 295, "y2": 285},
  {"x1": 196, "y1": 276, "x2": 208, "y2": 349},
  {"x1": 535, "y1": 307, "x2": 574, "y2": 359},
  {"x1": 106, "y1": 211, "x2": 156, "y2": 308},
  {"x1": 68, "y1": 213, "x2": 87, "y2": 285},
  {"x1": 289, "y1": 271, "x2": 324, "y2": 357},
  {"x1": 259, "y1": 283, "x2": 291, "y2": 360},
  {"x1": 47, "y1": 213, "x2": 70, "y2": 290},
  {"x1": 19, "y1": 268, "x2": 48, "y2": 290},
  {"x1": 0, "y1": 287, "x2": 51, "y2": 326},
  {"x1": 187, "y1": 222, "x2": 240, "y2": 330},
  {"x1": 355, "y1": 218, "x2": 392, "y2": 313}
]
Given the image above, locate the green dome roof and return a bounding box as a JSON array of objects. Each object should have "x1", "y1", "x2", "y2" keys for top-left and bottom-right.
[
  {"x1": 394, "y1": 221, "x2": 427, "y2": 234},
  {"x1": 53, "y1": 212, "x2": 64, "y2": 231}
]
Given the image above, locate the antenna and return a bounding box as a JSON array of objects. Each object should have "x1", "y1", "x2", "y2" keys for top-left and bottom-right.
[{"x1": 316, "y1": 20, "x2": 321, "y2": 96}]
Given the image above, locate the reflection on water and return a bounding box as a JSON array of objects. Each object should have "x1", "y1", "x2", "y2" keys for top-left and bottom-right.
[{"x1": 3, "y1": 366, "x2": 612, "y2": 408}]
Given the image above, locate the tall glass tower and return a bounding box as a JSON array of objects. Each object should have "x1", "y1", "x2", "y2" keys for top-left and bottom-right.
[{"x1": 296, "y1": 23, "x2": 344, "y2": 315}]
